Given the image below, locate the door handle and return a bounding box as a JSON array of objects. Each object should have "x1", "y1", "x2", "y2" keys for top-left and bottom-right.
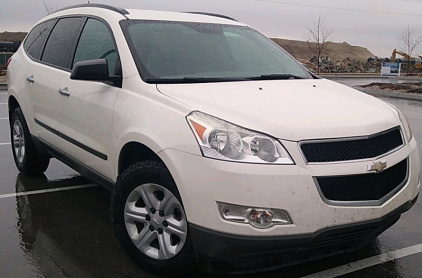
[
  {"x1": 27, "y1": 75, "x2": 35, "y2": 83},
  {"x1": 59, "y1": 87, "x2": 70, "y2": 97}
]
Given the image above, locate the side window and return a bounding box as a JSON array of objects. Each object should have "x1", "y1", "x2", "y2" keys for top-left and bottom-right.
[
  {"x1": 23, "y1": 20, "x2": 55, "y2": 60},
  {"x1": 73, "y1": 18, "x2": 118, "y2": 76},
  {"x1": 41, "y1": 17, "x2": 83, "y2": 69}
]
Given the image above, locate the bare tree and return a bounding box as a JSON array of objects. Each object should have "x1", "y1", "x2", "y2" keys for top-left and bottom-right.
[
  {"x1": 399, "y1": 25, "x2": 421, "y2": 75},
  {"x1": 306, "y1": 16, "x2": 334, "y2": 75},
  {"x1": 43, "y1": 0, "x2": 57, "y2": 15}
]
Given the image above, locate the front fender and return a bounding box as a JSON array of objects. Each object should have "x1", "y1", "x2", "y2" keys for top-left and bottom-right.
[{"x1": 111, "y1": 85, "x2": 202, "y2": 181}]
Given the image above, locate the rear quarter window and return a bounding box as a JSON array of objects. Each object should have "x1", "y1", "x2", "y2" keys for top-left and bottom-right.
[{"x1": 23, "y1": 20, "x2": 55, "y2": 60}]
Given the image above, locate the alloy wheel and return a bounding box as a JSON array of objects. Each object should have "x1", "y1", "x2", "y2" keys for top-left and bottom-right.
[
  {"x1": 124, "y1": 183, "x2": 188, "y2": 260},
  {"x1": 13, "y1": 120, "x2": 25, "y2": 164}
]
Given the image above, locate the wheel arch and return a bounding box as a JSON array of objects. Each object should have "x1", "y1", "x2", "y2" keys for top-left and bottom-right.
[
  {"x1": 8, "y1": 95, "x2": 20, "y2": 123},
  {"x1": 8, "y1": 93, "x2": 35, "y2": 135},
  {"x1": 117, "y1": 141, "x2": 165, "y2": 177}
]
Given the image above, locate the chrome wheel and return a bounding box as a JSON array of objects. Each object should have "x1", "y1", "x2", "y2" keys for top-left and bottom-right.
[
  {"x1": 124, "y1": 183, "x2": 188, "y2": 260},
  {"x1": 13, "y1": 120, "x2": 25, "y2": 164}
]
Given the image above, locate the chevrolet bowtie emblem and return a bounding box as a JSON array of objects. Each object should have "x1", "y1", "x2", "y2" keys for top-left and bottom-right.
[{"x1": 367, "y1": 161, "x2": 387, "y2": 173}]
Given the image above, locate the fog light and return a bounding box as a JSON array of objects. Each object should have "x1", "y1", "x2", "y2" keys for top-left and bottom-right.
[
  {"x1": 246, "y1": 208, "x2": 273, "y2": 228},
  {"x1": 218, "y1": 202, "x2": 292, "y2": 229}
]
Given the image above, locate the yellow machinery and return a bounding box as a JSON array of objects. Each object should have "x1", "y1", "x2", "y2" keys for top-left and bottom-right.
[{"x1": 391, "y1": 48, "x2": 422, "y2": 69}]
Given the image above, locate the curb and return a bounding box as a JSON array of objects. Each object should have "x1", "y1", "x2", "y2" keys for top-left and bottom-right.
[
  {"x1": 324, "y1": 75, "x2": 422, "y2": 81},
  {"x1": 356, "y1": 89, "x2": 422, "y2": 102}
]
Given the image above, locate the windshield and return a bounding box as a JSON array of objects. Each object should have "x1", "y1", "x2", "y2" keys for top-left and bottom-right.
[{"x1": 120, "y1": 20, "x2": 312, "y2": 83}]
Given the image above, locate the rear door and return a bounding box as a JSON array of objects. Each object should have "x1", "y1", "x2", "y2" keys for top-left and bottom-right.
[
  {"x1": 32, "y1": 17, "x2": 84, "y2": 147},
  {"x1": 21, "y1": 19, "x2": 56, "y2": 140},
  {"x1": 55, "y1": 17, "x2": 121, "y2": 178}
]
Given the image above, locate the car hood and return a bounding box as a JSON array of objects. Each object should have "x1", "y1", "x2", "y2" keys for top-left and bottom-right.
[{"x1": 157, "y1": 79, "x2": 400, "y2": 141}]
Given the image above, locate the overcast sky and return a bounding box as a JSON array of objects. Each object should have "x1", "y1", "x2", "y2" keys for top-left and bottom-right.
[{"x1": 2, "y1": 0, "x2": 422, "y2": 57}]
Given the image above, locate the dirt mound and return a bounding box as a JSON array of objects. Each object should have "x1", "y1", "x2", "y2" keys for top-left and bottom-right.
[
  {"x1": 0, "y1": 32, "x2": 27, "y2": 43},
  {"x1": 271, "y1": 38, "x2": 375, "y2": 62},
  {"x1": 357, "y1": 82, "x2": 422, "y2": 93}
]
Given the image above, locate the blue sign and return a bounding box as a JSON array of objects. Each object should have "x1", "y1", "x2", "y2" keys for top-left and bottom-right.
[{"x1": 381, "y1": 62, "x2": 401, "y2": 77}]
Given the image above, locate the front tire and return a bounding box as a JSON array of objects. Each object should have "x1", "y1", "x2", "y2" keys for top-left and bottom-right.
[
  {"x1": 10, "y1": 107, "x2": 50, "y2": 175},
  {"x1": 111, "y1": 161, "x2": 195, "y2": 276}
]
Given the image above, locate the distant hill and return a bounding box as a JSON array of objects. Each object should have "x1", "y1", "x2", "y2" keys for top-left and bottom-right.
[
  {"x1": 0, "y1": 32, "x2": 27, "y2": 43},
  {"x1": 271, "y1": 38, "x2": 375, "y2": 62}
]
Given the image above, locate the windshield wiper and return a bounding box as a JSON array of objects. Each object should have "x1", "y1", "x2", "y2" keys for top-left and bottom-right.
[
  {"x1": 249, "y1": 74, "x2": 305, "y2": 80},
  {"x1": 146, "y1": 74, "x2": 305, "y2": 84},
  {"x1": 182, "y1": 77, "x2": 250, "y2": 82},
  {"x1": 146, "y1": 77, "x2": 250, "y2": 84}
]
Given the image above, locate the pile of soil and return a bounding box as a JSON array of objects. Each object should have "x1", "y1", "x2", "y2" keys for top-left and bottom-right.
[
  {"x1": 356, "y1": 82, "x2": 422, "y2": 94},
  {"x1": 271, "y1": 39, "x2": 375, "y2": 62}
]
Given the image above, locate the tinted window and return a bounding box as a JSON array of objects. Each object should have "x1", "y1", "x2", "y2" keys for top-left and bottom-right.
[
  {"x1": 73, "y1": 18, "x2": 118, "y2": 76},
  {"x1": 24, "y1": 20, "x2": 55, "y2": 60},
  {"x1": 42, "y1": 17, "x2": 83, "y2": 69}
]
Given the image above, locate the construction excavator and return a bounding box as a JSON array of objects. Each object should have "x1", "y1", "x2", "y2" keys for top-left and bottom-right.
[{"x1": 391, "y1": 48, "x2": 422, "y2": 69}]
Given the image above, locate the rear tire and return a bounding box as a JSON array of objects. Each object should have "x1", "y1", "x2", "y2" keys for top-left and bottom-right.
[
  {"x1": 111, "y1": 161, "x2": 196, "y2": 276},
  {"x1": 10, "y1": 107, "x2": 50, "y2": 175}
]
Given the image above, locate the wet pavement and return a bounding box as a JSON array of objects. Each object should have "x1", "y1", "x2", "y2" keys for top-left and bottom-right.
[{"x1": 1, "y1": 87, "x2": 422, "y2": 277}]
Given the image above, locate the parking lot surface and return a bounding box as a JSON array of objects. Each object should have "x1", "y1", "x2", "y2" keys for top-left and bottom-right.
[{"x1": 0, "y1": 88, "x2": 421, "y2": 277}]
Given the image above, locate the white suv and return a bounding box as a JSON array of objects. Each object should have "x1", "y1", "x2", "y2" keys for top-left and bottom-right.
[{"x1": 7, "y1": 4, "x2": 420, "y2": 275}]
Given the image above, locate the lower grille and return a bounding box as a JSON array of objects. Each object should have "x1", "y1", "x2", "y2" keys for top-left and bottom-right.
[{"x1": 316, "y1": 158, "x2": 408, "y2": 205}]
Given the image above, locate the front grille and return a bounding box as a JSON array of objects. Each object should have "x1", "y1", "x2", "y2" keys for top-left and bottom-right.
[
  {"x1": 316, "y1": 158, "x2": 408, "y2": 204},
  {"x1": 301, "y1": 127, "x2": 403, "y2": 163}
]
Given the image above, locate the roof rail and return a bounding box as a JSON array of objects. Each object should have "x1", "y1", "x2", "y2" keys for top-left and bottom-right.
[
  {"x1": 185, "y1": 12, "x2": 238, "y2": 22},
  {"x1": 54, "y1": 4, "x2": 129, "y2": 16}
]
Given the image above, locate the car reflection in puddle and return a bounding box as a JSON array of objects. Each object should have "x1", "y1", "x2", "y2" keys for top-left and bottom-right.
[{"x1": 14, "y1": 174, "x2": 152, "y2": 278}]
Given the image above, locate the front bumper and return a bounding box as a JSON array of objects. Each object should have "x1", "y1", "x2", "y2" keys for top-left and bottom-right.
[
  {"x1": 191, "y1": 194, "x2": 418, "y2": 274},
  {"x1": 159, "y1": 136, "x2": 420, "y2": 237}
]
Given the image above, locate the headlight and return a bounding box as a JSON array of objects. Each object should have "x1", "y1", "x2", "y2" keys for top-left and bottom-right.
[
  {"x1": 187, "y1": 111, "x2": 294, "y2": 164},
  {"x1": 383, "y1": 102, "x2": 412, "y2": 143},
  {"x1": 397, "y1": 110, "x2": 412, "y2": 142}
]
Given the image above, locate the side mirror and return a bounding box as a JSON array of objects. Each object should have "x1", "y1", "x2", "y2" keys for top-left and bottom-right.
[{"x1": 70, "y1": 59, "x2": 110, "y2": 81}]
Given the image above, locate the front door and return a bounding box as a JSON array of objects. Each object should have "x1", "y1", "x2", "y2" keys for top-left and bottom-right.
[{"x1": 55, "y1": 18, "x2": 121, "y2": 179}]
